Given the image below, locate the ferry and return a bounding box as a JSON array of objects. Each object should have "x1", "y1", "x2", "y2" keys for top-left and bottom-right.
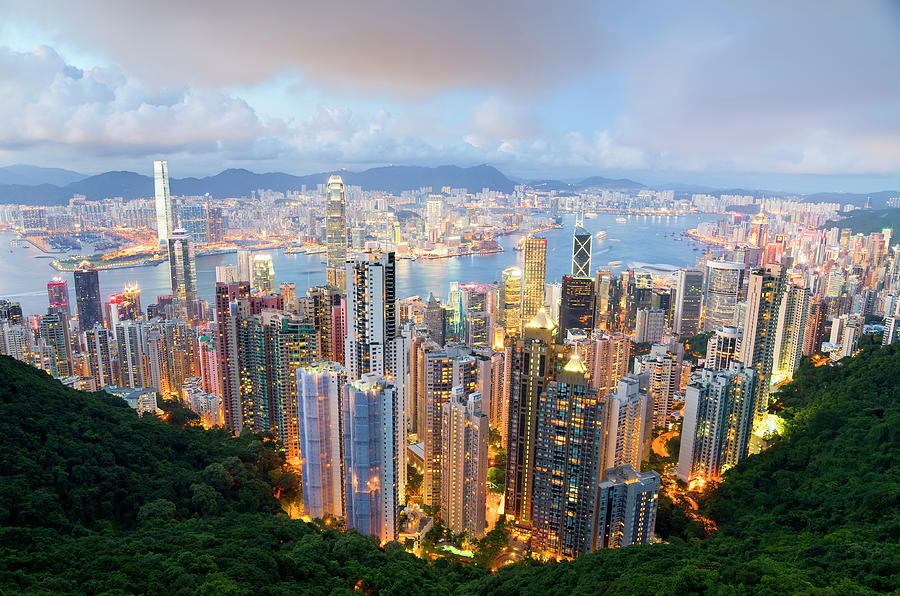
[
  {"x1": 595, "y1": 230, "x2": 607, "y2": 240},
  {"x1": 615, "y1": 217, "x2": 627, "y2": 223},
  {"x1": 584, "y1": 212, "x2": 598, "y2": 219}
]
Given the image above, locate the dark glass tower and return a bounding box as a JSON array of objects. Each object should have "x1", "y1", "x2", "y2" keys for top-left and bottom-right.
[{"x1": 74, "y1": 262, "x2": 102, "y2": 331}]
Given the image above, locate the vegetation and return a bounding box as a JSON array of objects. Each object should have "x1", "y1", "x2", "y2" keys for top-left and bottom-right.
[
  {"x1": 830, "y1": 208, "x2": 900, "y2": 235},
  {"x1": 683, "y1": 331, "x2": 713, "y2": 364},
  {"x1": 2, "y1": 339, "x2": 900, "y2": 593}
]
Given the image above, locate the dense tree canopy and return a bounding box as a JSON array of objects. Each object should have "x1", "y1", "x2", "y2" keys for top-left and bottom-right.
[{"x1": 1, "y1": 343, "x2": 899, "y2": 593}]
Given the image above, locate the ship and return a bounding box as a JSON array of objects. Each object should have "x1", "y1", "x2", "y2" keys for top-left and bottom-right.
[
  {"x1": 595, "y1": 230, "x2": 607, "y2": 240},
  {"x1": 607, "y1": 260, "x2": 623, "y2": 267},
  {"x1": 615, "y1": 216, "x2": 627, "y2": 223}
]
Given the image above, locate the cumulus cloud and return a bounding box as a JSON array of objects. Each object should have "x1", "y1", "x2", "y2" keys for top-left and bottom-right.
[
  {"x1": 3, "y1": 0, "x2": 609, "y2": 96},
  {"x1": 0, "y1": 45, "x2": 271, "y2": 157}
]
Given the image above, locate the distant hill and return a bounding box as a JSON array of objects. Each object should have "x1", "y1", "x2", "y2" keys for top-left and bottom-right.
[
  {"x1": 829, "y1": 208, "x2": 900, "y2": 234},
  {"x1": 0, "y1": 164, "x2": 516, "y2": 204},
  {"x1": 578, "y1": 175, "x2": 645, "y2": 190},
  {"x1": 804, "y1": 190, "x2": 900, "y2": 209},
  {"x1": 0, "y1": 164, "x2": 86, "y2": 186}
]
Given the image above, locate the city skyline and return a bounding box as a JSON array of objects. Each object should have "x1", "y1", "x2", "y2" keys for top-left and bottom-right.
[{"x1": 1, "y1": 2, "x2": 899, "y2": 193}]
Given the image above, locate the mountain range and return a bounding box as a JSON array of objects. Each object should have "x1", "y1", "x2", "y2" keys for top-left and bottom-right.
[{"x1": 0, "y1": 163, "x2": 896, "y2": 207}]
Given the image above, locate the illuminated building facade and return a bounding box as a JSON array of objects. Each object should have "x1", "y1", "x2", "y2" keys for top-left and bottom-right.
[
  {"x1": 522, "y1": 236, "x2": 547, "y2": 324},
  {"x1": 325, "y1": 175, "x2": 347, "y2": 290},
  {"x1": 441, "y1": 386, "x2": 489, "y2": 538},
  {"x1": 153, "y1": 160, "x2": 173, "y2": 244}
]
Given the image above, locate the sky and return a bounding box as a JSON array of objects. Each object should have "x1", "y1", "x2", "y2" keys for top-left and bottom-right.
[{"x1": 0, "y1": 1, "x2": 899, "y2": 193}]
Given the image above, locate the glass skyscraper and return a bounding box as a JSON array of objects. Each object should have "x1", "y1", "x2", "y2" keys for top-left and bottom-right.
[{"x1": 325, "y1": 175, "x2": 347, "y2": 290}]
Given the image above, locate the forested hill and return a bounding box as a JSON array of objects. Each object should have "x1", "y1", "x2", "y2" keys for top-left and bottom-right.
[{"x1": 1, "y1": 341, "x2": 900, "y2": 594}]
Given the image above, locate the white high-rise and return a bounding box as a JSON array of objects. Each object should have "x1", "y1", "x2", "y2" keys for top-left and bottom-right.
[
  {"x1": 153, "y1": 160, "x2": 174, "y2": 244},
  {"x1": 604, "y1": 376, "x2": 650, "y2": 472},
  {"x1": 345, "y1": 252, "x2": 397, "y2": 382}
]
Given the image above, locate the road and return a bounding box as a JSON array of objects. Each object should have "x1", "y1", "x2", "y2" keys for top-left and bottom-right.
[
  {"x1": 652, "y1": 429, "x2": 678, "y2": 458},
  {"x1": 493, "y1": 534, "x2": 527, "y2": 569}
]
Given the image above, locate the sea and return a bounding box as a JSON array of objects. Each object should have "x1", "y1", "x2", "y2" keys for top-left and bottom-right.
[{"x1": 0, "y1": 212, "x2": 722, "y2": 318}]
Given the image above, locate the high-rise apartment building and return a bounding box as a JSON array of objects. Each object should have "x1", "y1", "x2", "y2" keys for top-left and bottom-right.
[
  {"x1": 297, "y1": 362, "x2": 347, "y2": 520},
  {"x1": 741, "y1": 265, "x2": 785, "y2": 425},
  {"x1": 706, "y1": 326, "x2": 742, "y2": 371},
  {"x1": 441, "y1": 386, "x2": 489, "y2": 538},
  {"x1": 634, "y1": 308, "x2": 665, "y2": 344},
  {"x1": 168, "y1": 229, "x2": 198, "y2": 320},
  {"x1": 342, "y1": 374, "x2": 401, "y2": 543},
  {"x1": 215, "y1": 281, "x2": 251, "y2": 432},
  {"x1": 590, "y1": 332, "x2": 632, "y2": 397},
  {"x1": 704, "y1": 261, "x2": 745, "y2": 332},
  {"x1": 84, "y1": 323, "x2": 114, "y2": 388},
  {"x1": 771, "y1": 281, "x2": 810, "y2": 384},
  {"x1": 634, "y1": 344, "x2": 681, "y2": 429},
  {"x1": 677, "y1": 363, "x2": 757, "y2": 484},
  {"x1": 501, "y1": 266, "x2": 523, "y2": 333},
  {"x1": 532, "y1": 354, "x2": 605, "y2": 558},
  {"x1": 603, "y1": 376, "x2": 650, "y2": 472},
  {"x1": 115, "y1": 321, "x2": 144, "y2": 388},
  {"x1": 74, "y1": 262, "x2": 102, "y2": 331},
  {"x1": 153, "y1": 160, "x2": 173, "y2": 244},
  {"x1": 325, "y1": 175, "x2": 347, "y2": 290},
  {"x1": 345, "y1": 252, "x2": 397, "y2": 382},
  {"x1": 595, "y1": 466, "x2": 660, "y2": 549},
  {"x1": 802, "y1": 294, "x2": 827, "y2": 355},
  {"x1": 39, "y1": 311, "x2": 72, "y2": 378},
  {"x1": 522, "y1": 237, "x2": 548, "y2": 324}
]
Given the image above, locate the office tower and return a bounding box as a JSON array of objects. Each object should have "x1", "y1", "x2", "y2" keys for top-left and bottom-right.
[
  {"x1": 307, "y1": 285, "x2": 343, "y2": 362},
  {"x1": 741, "y1": 266, "x2": 785, "y2": 425},
  {"x1": 342, "y1": 374, "x2": 401, "y2": 542},
  {"x1": 84, "y1": 323, "x2": 114, "y2": 388},
  {"x1": 345, "y1": 252, "x2": 397, "y2": 382},
  {"x1": 441, "y1": 386, "x2": 489, "y2": 538},
  {"x1": 545, "y1": 282, "x2": 562, "y2": 322},
  {"x1": 595, "y1": 466, "x2": 660, "y2": 549},
  {"x1": 153, "y1": 160, "x2": 173, "y2": 244},
  {"x1": 325, "y1": 175, "x2": 347, "y2": 290},
  {"x1": 634, "y1": 344, "x2": 680, "y2": 429},
  {"x1": 634, "y1": 308, "x2": 664, "y2": 344},
  {"x1": 706, "y1": 326, "x2": 742, "y2": 371},
  {"x1": 604, "y1": 376, "x2": 650, "y2": 472},
  {"x1": 114, "y1": 321, "x2": 144, "y2": 388},
  {"x1": 593, "y1": 271, "x2": 622, "y2": 333},
  {"x1": 121, "y1": 283, "x2": 142, "y2": 319},
  {"x1": 421, "y1": 348, "x2": 477, "y2": 510},
  {"x1": 47, "y1": 277, "x2": 71, "y2": 319},
  {"x1": 252, "y1": 253, "x2": 276, "y2": 296},
  {"x1": 38, "y1": 311, "x2": 72, "y2": 378},
  {"x1": 297, "y1": 362, "x2": 347, "y2": 520},
  {"x1": 445, "y1": 282, "x2": 465, "y2": 341},
  {"x1": 215, "y1": 281, "x2": 251, "y2": 432},
  {"x1": 500, "y1": 267, "x2": 523, "y2": 333},
  {"x1": 424, "y1": 293, "x2": 445, "y2": 345},
  {"x1": 461, "y1": 284, "x2": 491, "y2": 347},
  {"x1": 748, "y1": 212, "x2": 768, "y2": 249},
  {"x1": 572, "y1": 223, "x2": 592, "y2": 278},
  {"x1": 279, "y1": 282, "x2": 296, "y2": 303},
  {"x1": 677, "y1": 363, "x2": 757, "y2": 484},
  {"x1": 216, "y1": 265, "x2": 238, "y2": 284},
  {"x1": 590, "y1": 333, "x2": 631, "y2": 396},
  {"x1": 0, "y1": 300, "x2": 24, "y2": 326},
  {"x1": 197, "y1": 332, "x2": 219, "y2": 395},
  {"x1": 179, "y1": 204, "x2": 208, "y2": 245},
  {"x1": 74, "y1": 261, "x2": 102, "y2": 331},
  {"x1": 207, "y1": 206, "x2": 224, "y2": 243},
  {"x1": 237, "y1": 249, "x2": 252, "y2": 283},
  {"x1": 704, "y1": 261, "x2": 745, "y2": 332},
  {"x1": 803, "y1": 294, "x2": 827, "y2": 355},
  {"x1": 673, "y1": 268, "x2": 703, "y2": 336},
  {"x1": 505, "y1": 309, "x2": 569, "y2": 522},
  {"x1": 532, "y1": 354, "x2": 605, "y2": 558},
  {"x1": 522, "y1": 236, "x2": 548, "y2": 324},
  {"x1": 168, "y1": 229, "x2": 198, "y2": 320},
  {"x1": 559, "y1": 275, "x2": 595, "y2": 339},
  {"x1": 771, "y1": 281, "x2": 810, "y2": 383}
]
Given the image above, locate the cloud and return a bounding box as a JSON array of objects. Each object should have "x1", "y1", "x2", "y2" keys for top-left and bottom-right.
[
  {"x1": 0, "y1": 46, "x2": 271, "y2": 157},
  {"x1": 4, "y1": 0, "x2": 609, "y2": 96}
]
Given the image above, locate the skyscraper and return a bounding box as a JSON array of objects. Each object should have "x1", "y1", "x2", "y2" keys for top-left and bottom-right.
[
  {"x1": 74, "y1": 261, "x2": 102, "y2": 331},
  {"x1": 571, "y1": 222, "x2": 592, "y2": 278},
  {"x1": 531, "y1": 354, "x2": 605, "y2": 558},
  {"x1": 297, "y1": 362, "x2": 347, "y2": 520},
  {"x1": 342, "y1": 374, "x2": 401, "y2": 543},
  {"x1": 215, "y1": 281, "x2": 251, "y2": 432},
  {"x1": 704, "y1": 261, "x2": 745, "y2": 332},
  {"x1": 325, "y1": 175, "x2": 347, "y2": 290},
  {"x1": 741, "y1": 266, "x2": 785, "y2": 425},
  {"x1": 423, "y1": 293, "x2": 445, "y2": 345},
  {"x1": 634, "y1": 344, "x2": 681, "y2": 429},
  {"x1": 706, "y1": 326, "x2": 742, "y2": 371},
  {"x1": 39, "y1": 311, "x2": 72, "y2": 378},
  {"x1": 603, "y1": 376, "x2": 650, "y2": 472},
  {"x1": 677, "y1": 363, "x2": 757, "y2": 484},
  {"x1": 590, "y1": 332, "x2": 631, "y2": 396},
  {"x1": 558, "y1": 275, "x2": 595, "y2": 339},
  {"x1": 84, "y1": 323, "x2": 114, "y2": 388},
  {"x1": 252, "y1": 253, "x2": 276, "y2": 296},
  {"x1": 115, "y1": 321, "x2": 145, "y2": 388},
  {"x1": 522, "y1": 236, "x2": 548, "y2": 324},
  {"x1": 179, "y1": 204, "x2": 208, "y2": 245},
  {"x1": 168, "y1": 229, "x2": 198, "y2": 320},
  {"x1": 505, "y1": 309, "x2": 569, "y2": 522},
  {"x1": 345, "y1": 252, "x2": 397, "y2": 382},
  {"x1": 634, "y1": 308, "x2": 665, "y2": 344},
  {"x1": 153, "y1": 160, "x2": 174, "y2": 244},
  {"x1": 501, "y1": 266, "x2": 523, "y2": 333},
  {"x1": 771, "y1": 280, "x2": 809, "y2": 384},
  {"x1": 47, "y1": 277, "x2": 71, "y2": 319},
  {"x1": 595, "y1": 466, "x2": 660, "y2": 549},
  {"x1": 441, "y1": 386, "x2": 489, "y2": 538},
  {"x1": 803, "y1": 294, "x2": 827, "y2": 355}
]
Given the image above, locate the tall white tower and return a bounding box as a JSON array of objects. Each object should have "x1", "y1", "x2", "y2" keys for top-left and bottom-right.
[{"x1": 154, "y1": 160, "x2": 174, "y2": 244}]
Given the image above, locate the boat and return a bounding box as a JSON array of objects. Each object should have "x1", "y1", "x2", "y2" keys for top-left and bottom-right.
[
  {"x1": 615, "y1": 217, "x2": 627, "y2": 223},
  {"x1": 584, "y1": 212, "x2": 598, "y2": 219},
  {"x1": 595, "y1": 231, "x2": 607, "y2": 240},
  {"x1": 607, "y1": 260, "x2": 623, "y2": 267}
]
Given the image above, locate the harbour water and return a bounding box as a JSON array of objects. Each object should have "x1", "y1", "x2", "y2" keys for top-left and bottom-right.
[{"x1": 0, "y1": 212, "x2": 721, "y2": 316}]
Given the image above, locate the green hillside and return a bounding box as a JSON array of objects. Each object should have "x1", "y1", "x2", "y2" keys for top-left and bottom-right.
[
  {"x1": 830, "y1": 208, "x2": 900, "y2": 235},
  {"x1": 1, "y1": 342, "x2": 899, "y2": 594}
]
